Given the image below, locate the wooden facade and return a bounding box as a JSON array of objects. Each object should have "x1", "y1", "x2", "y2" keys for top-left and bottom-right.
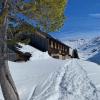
[
  {"x1": 29, "y1": 31, "x2": 48, "y2": 52},
  {"x1": 28, "y1": 29, "x2": 73, "y2": 60},
  {"x1": 8, "y1": 29, "x2": 78, "y2": 61},
  {"x1": 47, "y1": 36, "x2": 71, "y2": 59}
]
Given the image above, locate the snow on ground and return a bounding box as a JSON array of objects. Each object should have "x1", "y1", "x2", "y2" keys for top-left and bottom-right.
[
  {"x1": 78, "y1": 37, "x2": 100, "y2": 63},
  {"x1": 88, "y1": 52, "x2": 100, "y2": 65},
  {"x1": 9, "y1": 58, "x2": 67, "y2": 100},
  {"x1": 29, "y1": 59, "x2": 100, "y2": 100},
  {"x1": 0, "y1": 57, "x2": 67, "y2": 100},
  {"x1": 0, "y1": 44, "x2": 100, "y2": 100},
  {"x1": 17, "y1": 43, "x2": 50, "y2": 60},
  {"x1": 64, "y1": 38, "x2": 89, "y2": 49},
  {"x1": 64, "y1": 37, "x2": 100, "y2": 64},
  {"x1": 1, "y1": 58, "x2": 100, "y2": 100}
]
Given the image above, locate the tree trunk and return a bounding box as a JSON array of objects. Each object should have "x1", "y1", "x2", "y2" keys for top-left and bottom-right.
[
  {"x1": 0, "y1": 0, "x2": 20, "y2": 100},
  {"x1": 0, "y1": 61, "x2": 19, "y2": 100}
]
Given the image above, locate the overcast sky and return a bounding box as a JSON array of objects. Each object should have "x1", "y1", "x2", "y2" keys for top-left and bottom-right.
[{"x1": 50, "y1": 0, "x2": 100, "y2": 40}]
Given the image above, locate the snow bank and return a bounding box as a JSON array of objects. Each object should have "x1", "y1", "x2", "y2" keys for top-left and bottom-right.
[
  {"x1": 6, "y1": 58, "x2": 66, "y2": 100},
  {"x1": 0, "y1": 42, "x2": 100, "y2": 100},
  {"x1": 17, "y1": 43, "x2": 51, "y2": 60},
  {"x1": 29, "y1": 59, "x2": 99, "y2": 100}
]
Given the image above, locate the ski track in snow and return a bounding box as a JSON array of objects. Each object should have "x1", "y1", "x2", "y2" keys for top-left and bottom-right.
[
  {"x1": 29, "y1": 59, "x2": 100, "y2": 100},
  {"x1": 0, "y1": 43, "x2": 100, "y2": 100}
]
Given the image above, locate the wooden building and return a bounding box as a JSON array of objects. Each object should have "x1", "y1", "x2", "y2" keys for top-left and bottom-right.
[
  {"x1": 28, "y1": 29, "x2": 73, "y2": 60},
  {"x1": 8, "y1": 29, "x2": 79, "y2": 61}
]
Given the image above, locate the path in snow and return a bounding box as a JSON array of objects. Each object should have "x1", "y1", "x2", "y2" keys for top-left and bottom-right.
[
  {"x1": 0, "y1": 44, "x2": 100, "y2": 100},
  {"x1": 29, "y1": 59, "x2": 100, "y2": 100}
]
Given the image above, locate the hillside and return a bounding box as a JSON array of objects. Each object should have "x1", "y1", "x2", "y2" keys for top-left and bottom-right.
[
  {"x1": 64, "y1": 37, "x2": 100, "y2": 64},
  {"x1": 29, "y1": 59, "x2": 100, "y2": 100},
  {"x1": 64, "y1": 38, "x2": 89, "y2": 49},
  {"x1": 0, "y1": 44, "x2": 100, "y2": 100},
  {"x1": 78, "y1": 37, "x2": 100, "y2": 64}
]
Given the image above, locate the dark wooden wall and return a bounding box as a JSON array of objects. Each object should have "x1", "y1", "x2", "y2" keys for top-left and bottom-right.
[
  {"x1": 29, "y1": 32, "x2": 48, "y2": 52},
  {"x1": 8, "y1": 29, "x2": 73, "y2": 61}
]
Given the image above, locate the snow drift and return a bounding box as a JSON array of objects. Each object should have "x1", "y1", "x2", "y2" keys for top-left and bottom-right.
[
  {"x1": 29, "y1": 59, "x2": 99, "y2": 100},
  {"x1": 17, "y1": 43, "x2": 51, "y2": 60},
  {"x1": 0, "y1": 44, "x2": 100, "y2": 100}
]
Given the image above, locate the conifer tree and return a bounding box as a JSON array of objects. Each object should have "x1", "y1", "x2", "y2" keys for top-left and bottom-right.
[{"x1": 0, "y1": 0, "x2": 67, "y2": 100}]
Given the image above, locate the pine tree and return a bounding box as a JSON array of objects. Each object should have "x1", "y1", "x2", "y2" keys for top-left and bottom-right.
[{"x1": 0, "y1": 0, "x2": 67, "y2": 100}]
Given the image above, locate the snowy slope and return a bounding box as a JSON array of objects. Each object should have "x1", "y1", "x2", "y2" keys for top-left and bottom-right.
[
  {"x1": 88, "y1": 52, "x2": 100, "y2": 64},
  {"x1": 18, "y1": 43, "x2": 50, "y2": 60},
  {"x1": 64, "y1": 38, "x2": 88, "y2": 49},
  {"x1": 29, "y1": 59, "x2": 100, "y2": 100},
  {"x1": 9, "y1": 59, "x2": 66, "y2": 100},
  {"x1": 0, "y1": 44, "x2": 100, "y2": 100},
  {"x1": 79, "y1": 37, "x2": 100, "y2": 52},
  {"x1": 64, "y1": 37, "x2": 100, "y2": 64},
  {"x1": 0, "y1": 58, "x2": 67, "y2": 100},
  {"x1": 78, "y1": 37, "x2": 100, "y2": 64}
]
